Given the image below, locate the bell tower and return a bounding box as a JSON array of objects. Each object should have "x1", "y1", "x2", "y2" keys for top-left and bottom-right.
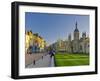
[
  {"x1": 74, "y1": 22, "x2": 79, "y2": 40},
  {"x1": 73, "y1": 21, "x2": 80, "y2": 53}
]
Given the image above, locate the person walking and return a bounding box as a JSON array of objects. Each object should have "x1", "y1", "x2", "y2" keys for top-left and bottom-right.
[{"x1": 49, "y1": 49, "x2": 55, "y2": 58}]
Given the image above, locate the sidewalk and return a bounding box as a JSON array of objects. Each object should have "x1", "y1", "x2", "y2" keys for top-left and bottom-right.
[
  {"x1": 26, "y1": 54, "x2": 55, "y2": 68},
  {"x1": 25, "y1": 53, "x2": 46, "y2": 66}
]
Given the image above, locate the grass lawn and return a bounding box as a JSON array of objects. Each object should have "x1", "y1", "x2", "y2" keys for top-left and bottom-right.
[{"x1": 54, "y1": 53, "x2": 89, "y2": 67}]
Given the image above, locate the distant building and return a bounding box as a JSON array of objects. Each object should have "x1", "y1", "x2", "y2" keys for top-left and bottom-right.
[{"x1": 53, "y1": 22, "x2": 89, "y2": 54}]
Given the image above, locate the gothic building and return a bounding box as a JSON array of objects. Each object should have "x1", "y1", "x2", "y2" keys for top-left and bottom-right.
[{"x1": 53, "y1": 22, "x2": 89, "y2": 54}]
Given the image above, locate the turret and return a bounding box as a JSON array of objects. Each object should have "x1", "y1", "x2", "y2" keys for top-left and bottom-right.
[
  {"x1": 68, "y1": 34, "x2": 71, "y2": 41},
  {"x1": 82, "y1": 32, "x2": 86, "y2": 39}
]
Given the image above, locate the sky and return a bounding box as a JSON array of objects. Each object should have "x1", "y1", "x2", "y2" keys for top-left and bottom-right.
[{"x1": 25, "y1": 12, "x2": 89, "y2": 45}]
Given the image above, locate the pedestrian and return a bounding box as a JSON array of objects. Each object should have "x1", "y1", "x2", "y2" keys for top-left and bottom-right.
[{"x1": 49, "y1": 49, "x2": 55, "y2": 58}]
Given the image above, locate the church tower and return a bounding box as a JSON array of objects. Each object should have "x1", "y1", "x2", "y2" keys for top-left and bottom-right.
[
  {"x1": 74, "y1": 22, "x2": 79, "y2": 40},
  {"x1": 68, "y1": 34, "x2": 72, "y2": 53},
  {"x1": 73, "y1": 22, "x2": 80, "y2": 53},
  {"x1": 82, "y1": 32, "x2": 87, "y2": 53}
]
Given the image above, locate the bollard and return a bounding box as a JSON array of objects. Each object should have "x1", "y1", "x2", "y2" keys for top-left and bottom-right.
[
  {"x1": 42, "y1": 56, "x2": 43, "y2": 60},
  {"x1": 33, "y1": 60, "x2": 35, "y2": 65}
]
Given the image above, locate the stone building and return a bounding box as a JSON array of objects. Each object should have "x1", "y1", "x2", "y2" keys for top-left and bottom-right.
[{"x1": 53, "y1": 22, "x2": 89, "y2": 54}]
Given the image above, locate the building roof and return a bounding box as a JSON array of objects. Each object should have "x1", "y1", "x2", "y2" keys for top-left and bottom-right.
[
  {"x1": 74, "y1": 22, "x2": 79, "y2": 32},
  {"x1": 74, "y1": 28, "x2": 79, "y2": 32}
]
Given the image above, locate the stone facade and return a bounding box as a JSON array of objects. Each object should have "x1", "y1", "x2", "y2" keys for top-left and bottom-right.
[{"x1": 53, "y1": 22, "x2": 89, "y2": 54}]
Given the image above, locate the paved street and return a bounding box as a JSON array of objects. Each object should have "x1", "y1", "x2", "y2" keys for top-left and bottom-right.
[
  {"x1": 25, "y1": 53, "x2": 46, "y2": 66},
  {"x1": 49, "y1": 56, "x2": 55, "y2": 67},
  {"x1": 26, "y1": 54, "x2": 55, "y2": 68}
]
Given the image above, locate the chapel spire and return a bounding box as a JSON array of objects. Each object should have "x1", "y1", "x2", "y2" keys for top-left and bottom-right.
[{"x1": 74, "y1": 21, "x2": 79, "y2": 32}]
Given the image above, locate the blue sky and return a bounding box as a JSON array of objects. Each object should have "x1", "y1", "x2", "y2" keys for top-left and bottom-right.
[{"x1": 25, "y1": 12, "x2": 89, "y2": 45}]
